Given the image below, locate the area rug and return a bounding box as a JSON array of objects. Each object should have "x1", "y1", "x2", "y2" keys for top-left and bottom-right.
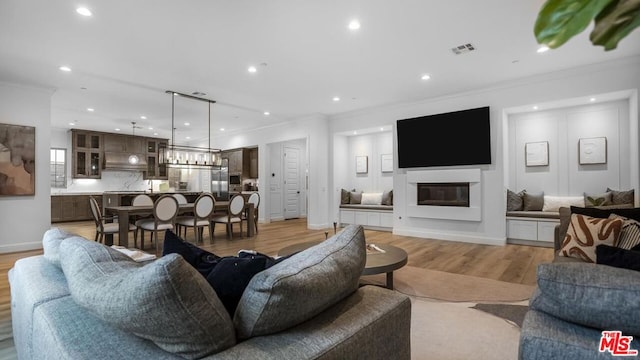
[
  {"x1": 410, "y1": 297, "x2": 523, "y2": 360},
  {"x1": 471, "y1": 303, "x2": 530, "y2": 328},
  {"x1": 360, "y1": 265, "x2": 536, "y2": 303}
]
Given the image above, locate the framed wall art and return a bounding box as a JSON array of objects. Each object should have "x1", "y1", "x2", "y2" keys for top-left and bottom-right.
[
  {"x1": 525, "y1": 141, "x2": 549, "y2": 167},
  {"x1": 380, "y1": 154, "x2": 393, "y2": 173},
  {"x1": 579, "y1": 137, "x2": 607, "y2": 165},
  {"x1": 0, "y1": 123, "x2": 36, "y2": 196},
  {"x1": 356, "y1": 155, "x2": 368, "y2": 174}
]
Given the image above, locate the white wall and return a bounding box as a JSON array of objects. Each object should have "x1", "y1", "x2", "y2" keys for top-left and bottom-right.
[
  {"x1": 329, "y1": 56, "x2": 640, "y2": 245},
  {"x1": 211, "y1": 114, "x2": 329, "y2": 229},
  {"x1": 345, "y1": 131, "x2": 394, "y2": 193},
  {"x1": 0, "y1": 82, "x2": 53, "y2": 252},
  {"x1": 508, "y1": 99, "x2": 630, "y2": 196}
]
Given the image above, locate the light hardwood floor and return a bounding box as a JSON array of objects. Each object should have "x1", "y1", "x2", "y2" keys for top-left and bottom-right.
[{"x1": 0, "y1": 218, "x2": 553, "y2": 357}]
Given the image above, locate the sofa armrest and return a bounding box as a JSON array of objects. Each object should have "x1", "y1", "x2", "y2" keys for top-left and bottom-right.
[
  {"x1": 553, "y1": 224, "x2": 561, "y2": 252},
  {"x1": 209, "y1": 285, "x2": 411, "y2": 360}
]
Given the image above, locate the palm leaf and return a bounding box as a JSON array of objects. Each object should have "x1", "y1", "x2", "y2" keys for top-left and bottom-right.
[{"x1": 591, "y1": 0, "x2": 640, "y2": 50}]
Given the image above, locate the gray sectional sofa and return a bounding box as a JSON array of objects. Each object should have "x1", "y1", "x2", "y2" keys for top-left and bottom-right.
[
  {"x1": 10, "y1": 225, "x2": 411, "y2": 359},
  {"x1": 519, "y1": 206, "x2": 640, "y2": 359}
]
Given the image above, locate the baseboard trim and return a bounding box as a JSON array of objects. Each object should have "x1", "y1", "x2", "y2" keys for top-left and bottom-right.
[
  {"x1": 393, "y1": 227, "x2": 506, "y2": 246},
  {"x1": 0, "y1": 241, "x2": 43, "y2": 254}
]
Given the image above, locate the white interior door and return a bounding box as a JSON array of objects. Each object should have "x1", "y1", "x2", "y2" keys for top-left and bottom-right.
[{"x1": 284, "y1": 146, "x2": 300, "y2": 219}]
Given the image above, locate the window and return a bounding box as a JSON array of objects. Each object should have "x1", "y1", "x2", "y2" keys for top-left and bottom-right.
[{"x1": 50, "y1": 148, "x2": 66, "y2": 188}]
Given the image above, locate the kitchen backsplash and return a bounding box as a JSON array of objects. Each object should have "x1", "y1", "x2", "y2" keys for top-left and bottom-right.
[{"x1": 51, "y1": 171, "x2": 167, "y2": 194}]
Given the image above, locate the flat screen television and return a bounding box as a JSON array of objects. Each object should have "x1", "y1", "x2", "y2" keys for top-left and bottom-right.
[{"x1": 397, "y1": 106, "x2": 491, "y2": 168}]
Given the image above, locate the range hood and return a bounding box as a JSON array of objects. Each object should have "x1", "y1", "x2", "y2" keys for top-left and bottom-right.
[{"x1": 103, "y1": 152, "x2": 148, "y2": 171}]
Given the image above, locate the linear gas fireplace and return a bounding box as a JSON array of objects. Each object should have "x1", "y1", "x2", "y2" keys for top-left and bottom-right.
[{"x1": 417, "y1": 182, "x2": 470, "y2": 207}]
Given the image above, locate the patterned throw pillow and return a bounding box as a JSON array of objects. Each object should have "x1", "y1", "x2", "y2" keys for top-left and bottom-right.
[
  {"x1": 506, "y1": 189, "x2": 525, "y2": 211},
  {"x1": 607, "y1": 188, "x2": 635, "y2": 205},
  {"x1": 608, "y1": 214, "x2": 640, "y2": 250},
  {"x1": 560, "y1": 214, "x2": 623, "y2": 263},
  {"x1": 584, "y1": 192, "x2": 612, "y2": 207}
]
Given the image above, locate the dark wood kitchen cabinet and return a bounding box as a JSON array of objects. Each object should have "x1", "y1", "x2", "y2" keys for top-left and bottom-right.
[
  {"x1": 143, "y1": 138, "x2": 168, "y2": 180},
  {"x1": 51, "y1": 194, "x2": 101, "y2": 222},
  {"x1": 72, "y1": 130, "x2": 102, "y2": 179},
  {"x1": 103, "y1": 134, "x2": 145, "y2": 154}
]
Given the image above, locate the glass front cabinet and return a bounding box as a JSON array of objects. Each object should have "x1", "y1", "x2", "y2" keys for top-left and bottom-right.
[
  {"x1": 72, "y1": 130, "x2": 102, "y2": 178},
  {"x1": 143, "y1": 138, "x2": 168, "y2": 180}
]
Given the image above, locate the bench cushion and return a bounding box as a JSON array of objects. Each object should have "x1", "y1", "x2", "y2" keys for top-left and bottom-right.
[
  {"x1": 506, "y1": 211, "x2": 559, "y2": 219},
  {"x1": 340, "y1": 204, "x2": 393, "y2": 211}
]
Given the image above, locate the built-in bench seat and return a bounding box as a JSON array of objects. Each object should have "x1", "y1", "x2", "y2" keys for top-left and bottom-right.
[
  {"x1": 506, "y1": 211, "x2": 560, "y2": 247},
  {"x1": 340, "y1": 204, "x2": 393, "y2": 211},
  {"x1": 505, "y1": 211, "x2": 560, "y2": 219}
]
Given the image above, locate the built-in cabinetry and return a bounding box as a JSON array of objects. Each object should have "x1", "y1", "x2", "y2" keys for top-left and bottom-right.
[
  {"x1": 103, "y1": 134, "x2": 145, "y2": 154},
  {"x1": 143, "y1": 138, "x2": 168, "y2": 180},
  {"x1": 221, "y1": 147, "x2": 258, "y2": 178},
  {"x1": 339, "y1": 208, "x2": 393, "y2": 231},
  {"x1": 71, "y1": 130, "x2": 102, "y2": 179},
  {"x1": 506, "y1": 217, "x2": 559, "y2": 247},
  {"x1": 51, "y1": 194, "x2": 101, "y2": 222}
]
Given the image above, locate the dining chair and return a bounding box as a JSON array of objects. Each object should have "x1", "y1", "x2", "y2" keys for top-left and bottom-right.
[
  {"x1": 136, "y1": 194, "x2": 179, "y2": 254},
  {"x1": 172, "y1": 193, "x2": 190, "y2": 236},
  {"x1": 89, "y1": 196, "x2": 137, "y2": 245},
  {"x1": 243, "y1": 192, "x2": 260, "y2": 235},
  {"x1": 212, "y1": 194, "x2": 245, "y2": 239},
  {"x1": 131, "y1": 194, "x2": 154, "y2": 247},
  {"x1": 176, "y1": 193, "x2": 215, "y2": 243}
]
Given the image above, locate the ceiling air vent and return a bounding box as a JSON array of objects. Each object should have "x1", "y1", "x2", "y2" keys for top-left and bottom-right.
[{"x1": 451, "y1": 43, "x2": 476, "y2": 55}]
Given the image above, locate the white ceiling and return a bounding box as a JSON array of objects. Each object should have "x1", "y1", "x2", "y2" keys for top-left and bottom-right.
[{"x1": 1, "y1": 0, "x2": 639, "y2": 144}]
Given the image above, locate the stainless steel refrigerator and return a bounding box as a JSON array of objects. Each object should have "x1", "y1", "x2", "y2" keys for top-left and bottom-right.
[{"x1": 211, "y1": 158, "x2": 229, "y2": 200}]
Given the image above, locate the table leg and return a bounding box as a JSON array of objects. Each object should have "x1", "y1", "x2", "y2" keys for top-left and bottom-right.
[
  {"x1": 386, "y1": 272, "x2": 394, "y2": 290},
  {"x1": 246, "y1": 203, "x2": 255, "y2": 237},
  {"x1": 118, "y1": 209, "x2": 130, "y2": 247}
]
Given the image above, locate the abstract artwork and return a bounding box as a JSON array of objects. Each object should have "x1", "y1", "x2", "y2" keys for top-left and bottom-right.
[
  {"x1": 579, "y1": 137, "x2": 607, "y2": 165},
  {"x1": 356, "y1": 155, "x2": 368, "y2": 174},
  {"x1": 0, "y1": 123, "x2": 35, "y2": 195},
  {"x1": 525, "y1": 141, "x2": 549, "y2": 167}
]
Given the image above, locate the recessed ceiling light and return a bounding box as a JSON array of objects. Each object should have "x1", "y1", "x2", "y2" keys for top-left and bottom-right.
[
  {"x1": 348, "y1": 19, "x2": 361, "y2": 30},
  {"x1": 220, "y1": 128, "x2": 225, "y2": 131},
  {"x1": 184, "y1": 122, "x2": 190, "y2": 126},
  {"x1": 590, "y1": 97, "x2": 596, "y2": 102},
  {"x1": 533, "y1": 106, "x2": 539, "y2": 110},
  {"x1": 333, "y1": 97, "x2": 341, "y2": 102},
  {"x1": 76, "y1": 7, "x2": 92, "y2": 16},
  {"x1": 173, "y1": 92, "x2": 179, "y2": 96},
  {"x1": 537, "y1": 45, "x2": 550, "y2": 53},
  {"x1": 421, "y1": 74, "x2": 431, "y2": 81},
  {"x1": 248, "y1": 66, "x2": 257, "y2": 73},
  {"x1": 186, "y1": 136, "x2": 191, "y2": 140},
  {"x1": 87, "y1": 108, "x2": 94, "y2": 112},
  {"x1": 353, "y1": 131, "x2": 357, "y2": 135},
  {"x1": 59, "y1": 66, "x2": 71, "y2": 72},
  {"x1": 140, "y1": 115, "x2": 147, "y2": 119},
  {"x1": 148, "y1": 127, "x2": 153, "y2": 130},
  {"x1": 115, "y1": 128, "x2": 121, "y2": 131},
  {"x1": 69, "y1": 122, "x2": 75, "y2": 126},
  {"x1": 153, "y1": 132, "x2": 158, "y2": 136},
  {"x1": 380, "y1": 127, "x2": 384, "y2": 131},
  {"x1": 263, "y1": 111, "x2": 270, "y2": 116}
]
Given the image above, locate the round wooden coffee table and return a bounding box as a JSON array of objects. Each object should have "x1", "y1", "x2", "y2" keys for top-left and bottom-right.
[{"x1": 278, "y1": 241, "x2": 408, "y2": 289}]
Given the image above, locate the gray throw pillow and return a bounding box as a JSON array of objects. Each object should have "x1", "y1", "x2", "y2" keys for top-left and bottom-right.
[
  {"x1": 382, "y1": 190, "x2": 393, "y2": 206},
  {"x1": 523, "y1": 191, "x2": 544, "y2": 211},
  {"x1": 350, "y1": 191, "x2": 363, "y2": 204},
  {"x1": 59, "y1": 238, "x2": 236, "y2": 359},
  {"x1": 506, "y1": 189, "x2": 525, "y2": 211},
  {"x1": 531, "y1": 262, "x2": 640, "y2": 335},
  {"x1": 584, "y1": 192, "x2": 612, "y2": 207},
  {"x1": 233, "y1": 224, "x2": 366, "y2": 339},
  {"x1": 42, "y1": 227, "x2": 76, "y2": 268},
  {"x1": 341, "y1": 188, "x2": 351, "y2": 204},
  {"x1": 607, "y1": 188, "x2": 635, "y2": 205}
]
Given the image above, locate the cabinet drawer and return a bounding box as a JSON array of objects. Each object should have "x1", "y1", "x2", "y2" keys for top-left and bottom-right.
[
  {"x1": 355, "y1": 212, "x2": 368, "y2": 225},
  {"x1": 507, "y1": 220, "x2": 538, "y2": 241},
  {"x1": 380, "y1": 212, "x2": 393, "y2": 227},
  {"x1": 340, "y1": 210, "x2": 355, "y2": 224},
  {"x1": 537, "y1": 221, "x2": 557, "y2": 242},
  {"x1": 367, "y1": 212, "x2": 381, "y2": 226}
]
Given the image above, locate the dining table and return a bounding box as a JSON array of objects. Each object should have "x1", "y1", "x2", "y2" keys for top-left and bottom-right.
[{"x1": 104, "y1": 200, "x2": 255, "y2": 247}]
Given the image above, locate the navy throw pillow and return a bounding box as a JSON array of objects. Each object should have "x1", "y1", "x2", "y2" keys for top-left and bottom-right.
[
  {"x1": 596, "y1": 244, "x2": 640, "y2": 272},
  {"x1": 163, "y1": 230, "x2": 291, "y2": 315},
  {"x1": 570, "y1": 206, "x2": 640, "y2": 223}
]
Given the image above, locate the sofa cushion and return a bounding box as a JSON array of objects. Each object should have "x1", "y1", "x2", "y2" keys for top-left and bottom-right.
[
  {"x1": 233, "y1": 224, "x2": 366, "y2": 339},
  {"x1": 59, "y1": 237, "x2": 235, "y2": 359},
  {"x1": 608, "y1": 214, "x2": 640, "y2": 250},
  {"x1": 349, "y1": 191, "x2": 363, "y2": 204},
  {"x1": 596, "y1": 244, "x2": 640, "y2": 272},
  {"x1": 542, "y1": 195, "x2": 584, "y2": 212},
  {"x1": 583, "y1": 191, "x2": 612, "y2": 207},
  {"x1": 559, "y1": 214, "x2": 622, "y2": 262},
  {"x1": 506, "y1": 189, "x2": 525, "y2": 211},
  {"x1": 42, "y1": 227, "x2": 75, "y2": 267},
  {"x1": 523, "y1": 191, "x2": 544, "y2": 211},
  {"x1": 531, "y1": 262, "x2": 640, "y2": 336},
  {"x1": 607, "y1": 187, "x2": 635, "y2": 205}
]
